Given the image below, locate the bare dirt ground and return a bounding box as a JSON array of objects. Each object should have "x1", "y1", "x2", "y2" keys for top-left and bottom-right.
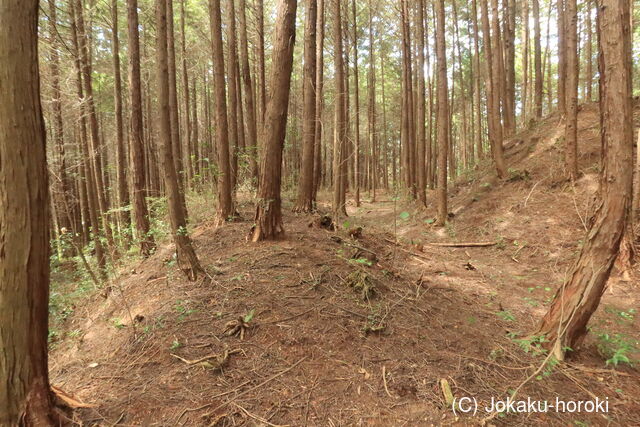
[{"x1": 50, "y1": 104, "x2": 639, "y2": 426}]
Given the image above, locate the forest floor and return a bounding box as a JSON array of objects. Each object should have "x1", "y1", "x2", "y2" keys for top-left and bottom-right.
[{"x1": 50, "y1": 103, "x2": 640, "y2": 426}]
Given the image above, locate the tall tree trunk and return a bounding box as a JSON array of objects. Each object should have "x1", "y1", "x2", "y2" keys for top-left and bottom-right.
[
  {"x1": 73, "y1": 0, "x2": 115, "y2": 252},
  {"x1": 256, "y1": 0, "x2": 267, "y2": 129},
  {"x1": 481, "y1": 0, "x2": 507, "y2": 178},
  {"x1": 471, "y1": 0, "x2": 484, "y2": 160},
  {"x1": 535, "y1": 0, "x2": 633, "y2": 360},
  {"x1": 167, "y1": 0, "x2": 184, "y2": 190},
  {"x1": 435, "y1": 0, "x2": 449, "y2": 226},
  {"x1": 502, "y1": 0, "x2": 516, "y2": 136},
  {"x1": 352, "y1": 0, "x2": 362, "y2": 208},
  {"x1": 368, "y1": 0, "x2": 378, "y2": 201},
  {"x1": 564, "y1": 0, "x2": 579, "y2": 180},
  {"x1": 239, "y1": 0, "x2": 259, "y2": 184},
  {"x1": 127, "y1": 0, "x2": 155, "y2": 257},
  {"x1": 0, "y1": 1, "x2": 55, "y2": 423},
  {"x1": 70, "y1": 0, "x2": 107, "y2": 274},
  {"x1": 209, "y1": 0, "x2": 234, "y2": 222},
  {"x1": 252, "y1": 0, "x2": 298, "y2": 241},
  {"x1": 557, "y1": 0, "x2": 567, "y2": 116},
  {"x1": 400, "y1": 0, "x2": 416, "y2": 198},
  {"x1": 112, "y1": 0, "x2": 131, "y2": 242},
  {"x1": 313, "y1": 0, "x2": 325, "y2": 200},
  {"x1": 332, "y1": 0, "x2": 348, "y2": 217},
  {"x1": 416, "y1": 0, "x2": 427, "y2": 207},
  {"x1": 586, "y1": 0, "x2": 593, "y2": 101},
  {"x1": 521, "y1": 0, "x2": 529, "y2": 125},
  {"x1": 533, "y1": 0, "x2": 543, "y2": 118},
  {"x1": 294, "y1": 0, "x2": 318, "y2": 213},
  {"x1": 180, "y1": 0, "x2": 193, "y2": 188},
  {"x1": 155, "y1": 0, "x2": 203, "y2": 280},
  {"x1": 48, "y1": 0, "x2": 72, "y2": 235},
  {"x1": 227, "y1": 0, "x2": 240, "y2": 191}
]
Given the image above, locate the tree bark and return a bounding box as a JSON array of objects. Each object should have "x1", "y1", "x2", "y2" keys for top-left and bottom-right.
[
  {"x1": 416, "y1": 0, "x2": 427, "y2": 207},
  {"x1": 209, "y1": 0, "x2": 234, "y2": 222},
  {"x1": 0, "y1": 1, "x2": 55, "y2": 424},
  {"x1": 435, "y1": 0, "x2": 449, "y2": 226},
  {"x1": 332, "y1": 0, "x2": 348, "y2": 217},
  {"x1": 557, "y1": 0, "x2": 567, "y2": 116},
  {"x1": 155, "y1": 0, "x2": 203, "y2": 280},
  {"x1": 239, "y1": 0, "x2": 259, "y2": 183},
  {"x1": 352, "y1": 0, "x2": 362, "y2": 208},
  {"x1": 127, "y1": 0, "x2": 156, "y2": 257},
  {"x1": 313, "y1": 0, "x2": 325, "y2": 200},
  {"x1": 112, "y1": 0, "x2": 131, "y2": 241},
  {"x1": 564, "y1": 0, "x2": 579, "y2": 180},
  {"x1": 533, "y1": 0, "x2": 543, "y2": 118},
  {"x1": 294, "y1": 0, "x2": 318, "y2": 213},
  {"x1": 167, "y1": 0, "x2": 184, "y2": 190},
  {"x1": 252, "y1": 0, "x2": 298, "y2": 241},
  {"x1": 227, "y1": 0, "x2": 240, "y2": 191},
  {"x1": 480, "y1": 0, "x2": 507, "y2": 178},
  {"x1": 535, "y1": 0, "x2": 633, "y2": 360},
  {"x1": 180, "y1": 0, "x2": 193, "y2": 188},
  {"x1": 73, "y1": 0, "x2": 115, "y2": 252}
]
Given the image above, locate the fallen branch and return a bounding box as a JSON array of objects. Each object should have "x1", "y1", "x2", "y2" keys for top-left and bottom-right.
[
  {"x1": 382, "y1": 366, "x2": 393, "y2": 399},
  {"x1": 426, "y1": 241, "x2": 497, "y2": 248}
]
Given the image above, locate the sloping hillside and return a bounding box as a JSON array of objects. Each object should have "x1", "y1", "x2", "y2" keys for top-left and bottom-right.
[{"x1": 49, "y1": 104, "x2": 640, "y2": 426}]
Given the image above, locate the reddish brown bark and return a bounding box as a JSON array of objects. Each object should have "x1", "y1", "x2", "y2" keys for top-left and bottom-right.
[
  {"x1": 535, "y1": 0, "x2": 633, "y2": 359},
  {"x1": 294, "y1": 0, "x2": 318, "y2": 213},
  {"x1": 252, "y1": 0, "x2": 298, "y2": 241},
  {"x1": 0, "y1": 1, "x2": 55, "y2": 424}
]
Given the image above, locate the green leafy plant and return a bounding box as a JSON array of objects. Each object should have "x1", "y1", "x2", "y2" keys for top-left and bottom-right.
[
  {"x1": 596, "y1": 332, "x2": 637, "y2": 366},
  {"x1": 496, "y1": 310, "x2": 516, "y2": 322}
]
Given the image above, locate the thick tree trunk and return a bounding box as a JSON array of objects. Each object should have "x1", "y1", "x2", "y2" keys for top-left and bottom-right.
[
  {"x1": 127, "y1": 0, "x2": 155, "y2": 257},
  {"x1": 252, "y1": 0, "x2": 298, "y2": 241},
  {"x1": 294, "y1": 0, "x2": 318, "y2": 213},
  {"x1": 0, "y1": 1, "x2": 55, "y2": 424},
  {"x1": 155, "y1": 0, "x2": 203, "y2": 280},
  {"x1": 435, "y1": 0, "x2": 449, "y2": 226},
  {"x1": 209, "y1": 0, "x2": 234, "y2": 222},
  {"x1": 564, "y1": 0, "x2": 579, "y2": 180},
  {"x1": 535, "y1": 0, "x2": 633, "y2": 360}
]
